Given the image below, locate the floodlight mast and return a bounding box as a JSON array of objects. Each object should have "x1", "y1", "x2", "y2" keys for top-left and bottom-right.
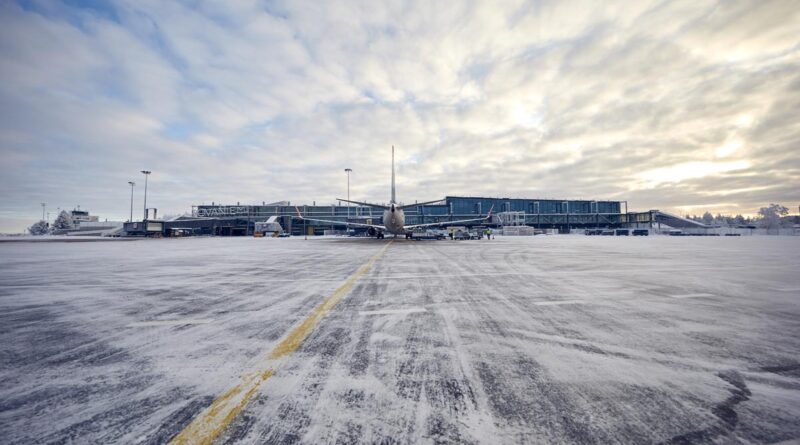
[
  {"x1": 345, "y1": 168, "x2": 352, "y2": 219},
  {"x1": 128, "y1": 181, "x2": 136, "y2": 222},
  {"x1": 140, "y1": 170, "x2": 151, "y2": 220}
]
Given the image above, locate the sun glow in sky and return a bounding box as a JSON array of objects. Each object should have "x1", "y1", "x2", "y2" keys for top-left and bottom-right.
[
  {"x1": 0, "y1": 0, "x2": 799, "y2": 231},
  {"x1": 635, "y1": 160, "x2": 753, "y2": 188}
]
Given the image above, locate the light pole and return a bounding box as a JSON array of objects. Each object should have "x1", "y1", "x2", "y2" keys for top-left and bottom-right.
[
  {"x1": 41, "y1": 203, "x2": 45, "y2": 221},
  {"x1": 344, "y1": 168, "x2": 352, "y2": 219},
  {"x1": 128, "y1": 181, "x2": 136, "y2": 222},
  {"x1": 141, "y1": 170, "x2": 151, "y2": 220}
]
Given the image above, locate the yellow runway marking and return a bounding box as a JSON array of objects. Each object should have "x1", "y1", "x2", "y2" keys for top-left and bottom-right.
[{"x1": 169, "y1": 241, "x2": 392, "y2": 445}]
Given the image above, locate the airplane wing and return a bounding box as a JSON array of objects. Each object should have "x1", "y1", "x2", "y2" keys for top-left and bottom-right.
[
  {"x1": 335, "y1": 198, "x2": 389, "y2": 209},
  {"x1": 397, "y1": 199, "x2": 444, "y2": 210},
  {"x1": 404, "y1": 205, "x2": 494, "y2": 230},
  {"x1": 294, "y1": 207, "x2": 386, "y2": 230}
]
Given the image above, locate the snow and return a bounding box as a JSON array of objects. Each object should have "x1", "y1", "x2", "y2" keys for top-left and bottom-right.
[{"x1": 1, "y1": 236, "x2": 799, "y2": 444}]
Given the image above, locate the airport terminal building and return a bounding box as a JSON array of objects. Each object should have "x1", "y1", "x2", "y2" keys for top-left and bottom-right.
[{"x1": 147, "y1": 196, "x2": 664, "y2": 237}]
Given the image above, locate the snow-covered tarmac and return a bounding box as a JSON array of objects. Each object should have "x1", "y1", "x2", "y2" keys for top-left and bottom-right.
[{"x1": 1, "y1": 236, "x2": 799, "y2": 444}]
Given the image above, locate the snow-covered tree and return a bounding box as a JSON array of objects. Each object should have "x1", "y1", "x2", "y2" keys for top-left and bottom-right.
[
  {"x1": 758, "y1": 204, "x2": 789, "y2": 231},
  {"x1": 28, "y1": 220, "x2": 49, "y2": 235},
  {"x1": 52, "y1": 210, "x2": 73, "y2": 230},
  {"x1": 701, "y1": 211, "x2": 714, "y2": 225}
]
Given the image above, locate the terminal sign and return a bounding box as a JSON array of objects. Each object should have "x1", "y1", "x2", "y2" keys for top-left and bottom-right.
[{"x1": 197, "y1": 206, "x2": 250, "y2": 217}]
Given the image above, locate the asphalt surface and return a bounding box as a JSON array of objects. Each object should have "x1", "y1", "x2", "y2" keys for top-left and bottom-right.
[{"x1": 1, "y1": 236, "x2": 799, "y2": 444}]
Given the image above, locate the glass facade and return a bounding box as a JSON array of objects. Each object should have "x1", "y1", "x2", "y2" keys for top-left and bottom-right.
[{"x1": 444, "y1": 196, "x2": 620, "y2": 216}]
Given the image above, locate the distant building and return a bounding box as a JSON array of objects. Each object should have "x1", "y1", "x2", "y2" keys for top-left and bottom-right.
[
  {"x1": 118, "y1": 196, "x2": 723, "y2": 237},
  {"x1": 52, "y1": 209, "x2": 120, "y2": 235},
  {"x1": 70, "y1": 209, "x2": 98, "y2": 226}
]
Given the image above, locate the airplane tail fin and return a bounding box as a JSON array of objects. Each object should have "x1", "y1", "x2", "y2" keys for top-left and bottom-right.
[{"x1": 391, "y1": 145, "x2": 396, "y2": 204}]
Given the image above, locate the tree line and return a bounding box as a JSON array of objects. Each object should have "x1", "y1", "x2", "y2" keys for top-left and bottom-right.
[{"x1": 685, "y1": 203, "x2": 798, "y2": 229}]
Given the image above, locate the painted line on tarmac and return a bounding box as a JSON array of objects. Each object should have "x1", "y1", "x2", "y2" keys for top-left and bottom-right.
[
  {"x1": 168, "y1": 241, "x2": 392, "y2": 445},
  {"x1": 127, "y1": 319, "x2": 213, "y2": 327},
  {"x1": 668, "y1": 293, "x2": 716, "y2": 299},
  {"x1": 359, "y1": 307, "x2": 426, "y2": 315},
  {"x1": 534, "y1": 299, "x2": 587, "y2": 306}
]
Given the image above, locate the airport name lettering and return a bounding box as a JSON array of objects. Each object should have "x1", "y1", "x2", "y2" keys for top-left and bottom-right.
[{"x1": 197, "y1": 206, "x2": 249, "y2": 217}]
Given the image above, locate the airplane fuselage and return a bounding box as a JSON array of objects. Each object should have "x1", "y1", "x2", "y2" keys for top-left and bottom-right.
[
  {"x1": 382, "y1": 204, "x2": 406, "y2": 234},
  {"x1": 298, "y1": 146, "x2": 489, "y2": 238}
]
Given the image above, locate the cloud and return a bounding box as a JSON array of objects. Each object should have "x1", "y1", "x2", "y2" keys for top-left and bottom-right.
[
  {"x1": 0, "y1": 0, "x2": 799, "y2": 231},
  {"x1": 633, "y1": 160, "x2": 753, "y2": 187}
]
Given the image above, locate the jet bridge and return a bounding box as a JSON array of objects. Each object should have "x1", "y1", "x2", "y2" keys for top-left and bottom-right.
[{"x1": 651, "y1": 210, "x2": 711, "y2": 229}]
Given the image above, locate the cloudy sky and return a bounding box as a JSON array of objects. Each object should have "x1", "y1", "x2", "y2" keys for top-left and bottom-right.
[{"x1": 1, "y1": 0, "x2": 798, "y2": 231}]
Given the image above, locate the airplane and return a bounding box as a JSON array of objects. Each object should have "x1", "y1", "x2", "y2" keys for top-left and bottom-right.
[{"x1": 295, "y1": 146, "x2": 493, "y2": 239}]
